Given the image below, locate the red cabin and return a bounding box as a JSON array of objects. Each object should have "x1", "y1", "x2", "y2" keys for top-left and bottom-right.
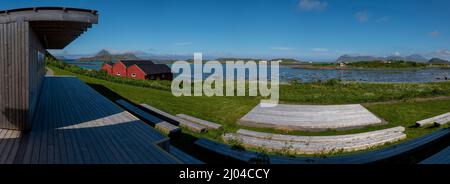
[
  {"x1": 101, "y1": 62, "x2": 113, "y2": 74},
  {"x1": 111, "y1": 60, "x2": 155, "y2": 77},
  {"x1": 106, "y1": 60, "x2": 172, "y2": 80}
]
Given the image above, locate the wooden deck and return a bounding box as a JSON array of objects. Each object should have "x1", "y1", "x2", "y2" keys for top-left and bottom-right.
[
  {"x1": 0, "y1": 129, "x2": 22, "y2": 164},
  {"x1": 1, "y1": 76, "x2": 182, "y2": 164},
  {"x1": 420, "y1": 146, "x2": 450, "y2": 164}
]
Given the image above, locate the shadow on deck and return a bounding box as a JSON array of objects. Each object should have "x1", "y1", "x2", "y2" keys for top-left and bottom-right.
[{"x1": 1, "y1": 76, "x2": 182, "y2": 164}]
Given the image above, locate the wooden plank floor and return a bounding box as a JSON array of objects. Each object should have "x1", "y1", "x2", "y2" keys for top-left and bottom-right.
[
  {"x1": 420, "y1": 146, "x2": 450, "y2": 164},
  {"x1": 0, "y1": 129, "x2": 22, "y2": 164},
  {"x1": 4, "y1": 76, "x2": 181, "y2": 164}
]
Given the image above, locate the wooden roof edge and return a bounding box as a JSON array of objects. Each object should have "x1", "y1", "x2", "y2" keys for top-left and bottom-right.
[{"x1": 0, "y1": 7, "x2": 98, "y2": 15}]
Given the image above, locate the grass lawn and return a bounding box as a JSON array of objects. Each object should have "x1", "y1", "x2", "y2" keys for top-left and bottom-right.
[{"x1": 49, "y1": 66, "x2": 450, "y2": 155}]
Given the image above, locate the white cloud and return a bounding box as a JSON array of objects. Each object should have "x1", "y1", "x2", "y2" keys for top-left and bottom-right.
[
  {"x1": 270, "y1": 46, "x2": 294, "y2": 51},
  {"x1": 173, "y1": 42, "x2": 193, "y2": 46},
  {"x1": 312, "y1": 48, "x2": 329, "y2": 52},
  {"x1": 355, "y1": 11, "x2": 369, "y2": 22},
  {"x1": 428, "y1": 31, "x2": 440, "y2": 37},
  {"x1": 298, "y1": 0, "x2": 328, "y2": 11},
  {"x1": 432, "y1": 49, "x2": 450, "y2": 59},
  {"x1": 394, "y1": 51, "x2": 401, "y2": 56}
]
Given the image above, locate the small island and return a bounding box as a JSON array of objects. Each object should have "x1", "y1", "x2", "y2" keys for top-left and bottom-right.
[
  {"x1": 77, "y1": 49, "x2": 141, "y2": 62},
  {"x1": 290, "y1": 54, "x2": 450, "y2": 70}
]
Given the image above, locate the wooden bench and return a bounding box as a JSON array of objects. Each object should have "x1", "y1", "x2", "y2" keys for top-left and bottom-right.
[
  {"x1": 176, "y1": 114, "x2": 223, "y2": 130},
  {"x1": 140, "y1": 103, "x2": 207, "y2": 133},
  {"x1": 435, "y1": 115, "x2": 450, "y2": 126},
  {"x1": 416, "y1": 113, "x2": 450, "y2": 127},
  {"x1": 155, "y1": 122, "x2": 182, "y2": 136},
  {"x1": 237, "y1": 126, "x2": 405, "y2": 143},
  {"x1": 116, "y1": 100, "x2": 181, "y2": 136}
]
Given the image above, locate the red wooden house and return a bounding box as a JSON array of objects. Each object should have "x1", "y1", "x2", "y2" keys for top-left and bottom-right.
[
  {"x1": 127, "y1": 64, "x2": 172, "y2": 80},
  {"x1": 101, "y1": 62, "x2": 113, "y2": 74},
  {"x1": 111, "y1": 60, "x2": 154, "y2": 77},
  {"x1": 102, "y1": 60, "x2": 172, "y2": 80}
]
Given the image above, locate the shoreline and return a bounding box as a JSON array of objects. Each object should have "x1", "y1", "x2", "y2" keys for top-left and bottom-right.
[{"x1": 289, "y1": 64, "x2": 450, "y2": 71}]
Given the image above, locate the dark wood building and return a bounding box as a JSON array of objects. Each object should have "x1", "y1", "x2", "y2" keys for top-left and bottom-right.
[{"x1": 0, "y1": 7, "x2": 98, "y2": 130}]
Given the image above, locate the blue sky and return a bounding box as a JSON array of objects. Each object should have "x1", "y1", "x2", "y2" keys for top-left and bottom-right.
[{"x1": 1, "y1": 0, "x2": 450, "y2": 61}]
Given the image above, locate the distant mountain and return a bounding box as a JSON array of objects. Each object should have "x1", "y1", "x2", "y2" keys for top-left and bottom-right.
[
  {"x1": 77, "y1": 49, "x2": 141, "y2": 62},
  {"x1": 337, "y1": 54, "x2": 428, "y2": 63},
  {"x1": 216, "y1": 57, "x2": 263, "y2": 61},
  {"x1": 404, "y1": 54, "x2": 428, "y2": 62},
  {"x1": 214, "y1": 58, "x2": 301, "y2": 63},
  {"x1": 429, "y1": 57, "x2": 449, "y2": 64}
]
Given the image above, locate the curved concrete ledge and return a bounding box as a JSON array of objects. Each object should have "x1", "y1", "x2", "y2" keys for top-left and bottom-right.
[
  {"x1": 237, "y1": 126, "x2": 405, "y2": 143},
  {"x1": 238, "y1": 104, "x2": 385, "y2": 132},
  {"x1": 197, "y1": 128, "x2": 450, "y2": 164},
  {"x1": 223, "y1": 130, "x2": 406, "y2": 155}
]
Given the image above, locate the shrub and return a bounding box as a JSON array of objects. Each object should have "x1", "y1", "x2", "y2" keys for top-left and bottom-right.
[{"x1": 46, "y1": 57, "x2": 172, "y2": 91}]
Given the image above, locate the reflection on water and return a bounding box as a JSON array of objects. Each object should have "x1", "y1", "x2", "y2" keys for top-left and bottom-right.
[{"x1": 65, "y1": 61, "x2": 450, "y2": 83}]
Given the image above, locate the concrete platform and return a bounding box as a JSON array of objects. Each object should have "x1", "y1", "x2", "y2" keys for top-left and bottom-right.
[{"x1": 238, "y1": 103, "x2": 384, "y2": 131}]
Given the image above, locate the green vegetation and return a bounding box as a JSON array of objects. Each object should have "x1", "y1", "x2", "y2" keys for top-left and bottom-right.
[
  {"x1": 291, "y1": 60, "x2": 450, "y2": 70},
  {"x1": 46, "y1": 57, "x2": 172, "y2": 91},
  {"x1": 366, "y1": 99, "x2": 450, "y2": 139},
  {"x1": 48, "y1": 61, "x2": 450, "y2": 156},
  {"x1": 346, "y1": 60, "x2": 427, "y2": 69},
  {"x1": 281, "y1": 79, "x2": 450, "y2": 104}
]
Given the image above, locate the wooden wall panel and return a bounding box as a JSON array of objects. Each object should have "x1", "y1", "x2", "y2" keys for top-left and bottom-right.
[
  {"x1": 27, "y1": 26, "x2": 45, "y2": 129},
  {"x1": 0, "y1": 21, "x2": 41, "y2": 130}
]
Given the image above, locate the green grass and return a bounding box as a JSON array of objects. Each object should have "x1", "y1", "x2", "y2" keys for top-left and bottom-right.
[
  {"x1": 366, "y1": 99, "x2": 450, "y2": 139},
  {"x1": 50, "y1": 66, "x2": 450, "y2": 156},
  {"x1": 280, "y1": 80, "x2": 450, "y2": 104}
]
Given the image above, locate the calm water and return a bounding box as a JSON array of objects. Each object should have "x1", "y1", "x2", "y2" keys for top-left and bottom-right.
[
  {"x1": 65, "y1": 61, "x2": 450, "y2": 83},
  {"x1": 279, "y1": 66, "x2": 450, "y2": 83},
  {"x1": 64, "y1": 60, "x2": 105, "y2": 70}
]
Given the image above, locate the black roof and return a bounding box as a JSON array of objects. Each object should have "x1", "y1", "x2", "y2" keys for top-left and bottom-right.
[
  {"x1": 119, "y1": 60, "x2": 155, "y2": 67},
  {"x1": 137, "y1": 64, "x2": 172, "y2": 75}
]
